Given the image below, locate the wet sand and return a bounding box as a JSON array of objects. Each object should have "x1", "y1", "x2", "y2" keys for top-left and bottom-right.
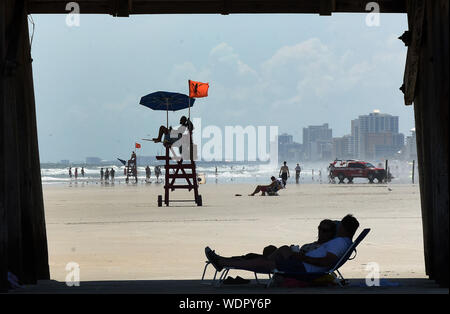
[{"x1": 42, "y1": 182, "x2": 425, "y2": 282}]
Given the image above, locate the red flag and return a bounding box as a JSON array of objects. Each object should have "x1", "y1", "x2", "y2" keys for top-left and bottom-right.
[
  {"x1": 135, "y1": 142, "x2": 141, "y2": 149},
  {"x1": 189, "y1": 80, "x2": 209, "y2": 98}
]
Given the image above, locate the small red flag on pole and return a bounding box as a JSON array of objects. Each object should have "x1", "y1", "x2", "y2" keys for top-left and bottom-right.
[
  {"x1": 189, "y1": 80, "x2": 209, "y2": 98},
  {"x1": 135, "y1": 142, "x2": 141, "y2": 149}
]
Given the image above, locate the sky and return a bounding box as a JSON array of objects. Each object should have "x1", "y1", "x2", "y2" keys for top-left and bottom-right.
[{"x1": 29, "y1": 12, "x2": 414, "y2": 163}]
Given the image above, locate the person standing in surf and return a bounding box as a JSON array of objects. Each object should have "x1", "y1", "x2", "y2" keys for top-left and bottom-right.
[{"x1": 279, "y1": 161, "x2": 290, "y2": 187}]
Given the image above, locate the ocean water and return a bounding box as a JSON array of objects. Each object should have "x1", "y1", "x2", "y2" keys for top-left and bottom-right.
[{"x1": 40, "y1": 160, "x2": 418, "y2": 185}]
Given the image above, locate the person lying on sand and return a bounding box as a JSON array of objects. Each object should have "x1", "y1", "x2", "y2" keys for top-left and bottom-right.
[
  {"x1": 205, "y1": 215, "x2": 359, "y2": 275},
  {"x1": 249, "y1": 176, "x2": 282, "y2": 196}
]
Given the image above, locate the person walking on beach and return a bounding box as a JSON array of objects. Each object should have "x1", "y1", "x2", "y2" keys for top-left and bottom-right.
[
  {"x1": 155, "y1": 165, "x2": 161, "y2": 182},
  {"x1": 81, "y1": 167, "x2": 85, "y2": 177},
  {"x1": 279, "y1": 161, "x2": 290, "y2": 187},
  {"x1": 110, "y1": 168, "x2": 115, "y2": 182},
  {"x1": 145, "y1": 165, "x2": 151, "y2": 182},
  {"x1": 100, "y1": 168, "x2": 104, "y2": 181},
  {"x1": 105, "y1": 168, "x2": 110, "y2": 182},
  {"x1": 69, "y1": 167, "x2": 72, "y2": 179},
  {"x1": 295, "y1": 163, "x2": 302, "y2": 184},
  {"x1": 74, "y1": 168, "x2": 78, "y2": 180}
]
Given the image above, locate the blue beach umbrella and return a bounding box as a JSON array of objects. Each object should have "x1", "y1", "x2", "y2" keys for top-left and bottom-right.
[{"x1": 139, "y1": 91, "x2": 195, "y2": 127}]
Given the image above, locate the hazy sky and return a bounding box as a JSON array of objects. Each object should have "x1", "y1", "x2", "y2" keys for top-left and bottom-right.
[{"x1": 30, "y1": 12, "x2": 414, "y2": 162}]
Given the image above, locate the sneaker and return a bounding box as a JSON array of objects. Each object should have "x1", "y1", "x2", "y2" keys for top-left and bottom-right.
[
  {"x1": 205, "y1": 247, "x2": 223, "y2": 272},
  {"x1": 223, "y1": 276, "x2": 250, "y2": 285}
]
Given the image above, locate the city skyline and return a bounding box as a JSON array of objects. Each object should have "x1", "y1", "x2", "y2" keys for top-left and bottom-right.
[
  {"x1": 48, "y1": 109, "x2": 413, "y2": 164},
  {"x1": 279, "y1": 109, "x2": 415, "y2": 162}
]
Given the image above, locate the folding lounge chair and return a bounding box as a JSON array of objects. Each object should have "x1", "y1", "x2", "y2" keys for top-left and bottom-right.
[
  {"x1": 201, "y1": 262, "x2": 273, "y2": 287},
  {"x1": 268, "y1": 228, "x2": 371, "y2": 287},
  {"x1": 267, "y1": 188, "x2": 280, "y2": 196},
  {"x1": 267, "y1": 181, "x2": 283, "y2": 196},
  {"x1": 201, "y1": 228, "x2": 370, "y2": 288}
]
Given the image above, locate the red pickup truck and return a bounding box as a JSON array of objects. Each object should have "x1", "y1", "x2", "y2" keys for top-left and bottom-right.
[{"x1": 328, "y1": 160, "x2": 386, "y2": 184}]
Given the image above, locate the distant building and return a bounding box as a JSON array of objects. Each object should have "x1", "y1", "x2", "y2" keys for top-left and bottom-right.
[
  {"x1": 351, "y1": 119, "x2": 360, "y2": 158},
  {"x1": 332, "y1": 135, "x2": 353, "y2": 160},
  {"x1": 303, "y1": 123, "x2": 333, "y2": 161},
  {"x1": 85, "y1": 157, "x2": 102, "y2": 164},
  {"x1": 278, "y1": 133, "x2": 303, "y2": 162},
  {"x1": 364, "y1": 132, "x2": 404, "y2": 159},
  {"x1": 405, "y1": 129, "x2": 417, "y2": 160},
  {"x1": 351, "y1": 111, "x2": 404, "y2": 160}
]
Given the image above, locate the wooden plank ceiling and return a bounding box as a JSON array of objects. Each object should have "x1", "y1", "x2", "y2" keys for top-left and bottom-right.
[{"x1": 28, "y1": 0, "x2": 406, "y2": 16}]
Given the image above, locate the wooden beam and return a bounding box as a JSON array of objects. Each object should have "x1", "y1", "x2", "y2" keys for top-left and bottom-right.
[
  {"x1": 0, "y1": 0, "x2": 50, "y2": 289},
  {"x1": 3, "y1": 0, "x2": 26, "y2": 285},
  {"x1": 402, "y1": 0, "x2": 425, "y2": 105},
  {"x1": 319, "y1": 0, "x2": 335, "y2": 16},
  {"x1": 16, "y1": 0, "x2": 50, "y2": 283},
  {"x1": 413, "y1": 0, "x2": 449, "y2": 287},
  {"x1": 27, "y1": 0, "x2": 406, "y2": 15},
  {"x1": 114, "y1": 0, "x2": 133, "y2": 17},
  {"x1": 0, "y1": 0, "x2": 7, "y2": 293}
]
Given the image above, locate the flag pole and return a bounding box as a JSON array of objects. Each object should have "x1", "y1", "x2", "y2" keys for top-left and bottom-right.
[
  {"x1": 188, "y1": 80, "x2": 192, "y2": 161},
  {"x1": 166, "y1": 98, "x2": 169, "y2": 128},
  {"x1": 188, "y1": 80, "x2": 191, "y2": 119}
]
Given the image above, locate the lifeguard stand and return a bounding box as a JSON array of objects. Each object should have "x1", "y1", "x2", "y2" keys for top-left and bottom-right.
[
  {"x1": 156, "y1": 130, "x2": 202, "y2": 207},
  {"x1": 139, "y1": 90, "x2": 204, "y2": 207}
]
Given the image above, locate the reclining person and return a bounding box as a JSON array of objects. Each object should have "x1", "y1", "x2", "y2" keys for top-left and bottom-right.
[
  {"x1": 229, "y1": 219, "x2": 337, "y2": 261},
  {"x1": 249, "y1": 176, "x2": 282, "y2": 196},
  {"x1": 152, "y1": 115, "x2": 193, "y2": 147},
  {"x1": 205, "y1": 214, "x2": 359, "y2": 274}
]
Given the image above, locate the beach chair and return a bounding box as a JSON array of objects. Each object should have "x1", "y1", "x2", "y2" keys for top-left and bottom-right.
[
  {"x1": 268, "y1": 228, "x2": 371, "y2": 287},
  {"x1": 267, "y1": 180, "x2": 284, "y2": 196},
  {"x1": 201, "y1": 261, "x2": 273, "y2": 287},
  {"x1": 201, "y1": 228, "x2": 370, "y2": 288}
]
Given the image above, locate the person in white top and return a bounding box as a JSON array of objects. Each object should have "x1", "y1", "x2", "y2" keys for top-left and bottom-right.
[
  {"x1": 152, "y1": 116, "x2": 193, "y2": 145},
  {"x1": 204, "y1": 215, "x2": 360, "y2": 274}
]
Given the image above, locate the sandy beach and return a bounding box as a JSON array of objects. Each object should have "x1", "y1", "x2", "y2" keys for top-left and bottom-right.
[{"x1": 41, "y1": 181, "x2": 426, "y2": 283}]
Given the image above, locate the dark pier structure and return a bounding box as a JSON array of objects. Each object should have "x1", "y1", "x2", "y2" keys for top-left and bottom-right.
[{"x1": 0, "y1": 0, "x2": 448, "y2": 290}]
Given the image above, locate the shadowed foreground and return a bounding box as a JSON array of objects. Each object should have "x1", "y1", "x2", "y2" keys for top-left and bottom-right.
[{"x1": 8, "y1": 278, "x2": 448, "y2": 294}]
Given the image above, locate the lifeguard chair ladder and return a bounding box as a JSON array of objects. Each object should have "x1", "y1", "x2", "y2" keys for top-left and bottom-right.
[
  {"x1": 126, "y1": 160, "x2": 137, "y2": 183},
  {"x1": 156, "y1": 132, "x2": 202, "y2": 207}
]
